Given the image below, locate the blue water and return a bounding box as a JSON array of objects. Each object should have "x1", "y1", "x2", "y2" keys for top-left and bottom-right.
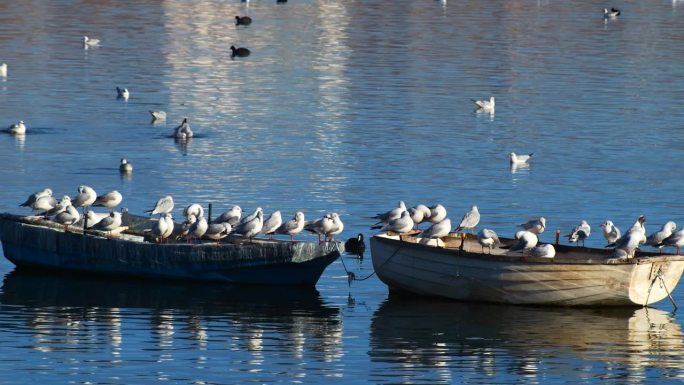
[{"x1": 2, "y1": 0, "x2": 684, "y2": 383}]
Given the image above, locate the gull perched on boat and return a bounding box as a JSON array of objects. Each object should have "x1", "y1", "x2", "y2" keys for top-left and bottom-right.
[
  {"x1": 566, "y1": 220, "x2": 591, "y2": 247},
  {"x1": 116, "y1": 87, "x2": 129, "y2": 101},
  {"x1": 611, "y1": 215, "x2": 647, "y2": 257},
  {"x1": 44, "y1": 196, "x2": 71, "y2": 217},
  {"x1": 204, "y1": 222, "x2": 231, "y2": 242},
  {"x1": 509, "y1": 152, "x2": 532, "y2": 166},
  {"x1": 82, "y1": 210, "x2": 109, "y2": 229},
  {"x1": 427, "y1": 203, "x2": 447, "y2": 224},
  {"x1": 177, "y1": 214, "x2": 196, "y2": 240},
  {"x1": 327, "y1": 213, "x2": 344, "y2": 241},
  {"x1": 173, "y1": 118, "x2": 193, "y2": 140},
  {"x1": 646, "y1": 221, "x2": 677, "y2": 251},
  {"x1": 93, "y1": 190, "x2": 123, "y2": 212},
  {"x1": 0, "y1": 63, "x2": 6, "y2": 78},
  {"x1": 146, "y1": 195, "x2": 174, "y2": 216},
  {"x1": 119, "y1": 158, "x2": 133, "y2": 173},
  {"x1": 151, "y1": 212, "x2": 172, "y2": 243},
  {"x1": 92, "y1": 211, "x2": 123, "y2": 236},
  {"x1": 455, "y1": 205, "x2": 480, "y2": 233},
  {"x1": 53, "y1": 204, "x2": 80, "y2": 231},
  {"x1": 508, "y1": 231, "x2": 538, "y2": 253},
  {"x1": 232, "y1": 209, "x2": 263, "y2": 241},
  {"x1": 72, "y1": 185, "x2": 97, "y2": 212},
  {"x1": 420, "y1": 218, "x2": 451, "y2": 247},
  {"x1": 529, "y1": 244, "x2": 555, "y2": 259},
  {"x1": 477, "y1": 228, "x2": 500, "y2": 254},
  {"x1": 5, "y1": 120, "x2": 26, "y2": 135},
  {"x1": 149, "y1": 110, "x2": 167, "y2": 122},
  {"x1": 188, "y1": 215, "x2": 209, "y2": 242},
  {"x1": 240, "y1": 207, "x2": 262, "y2": 225},
  {"x1": 472, "y1": 96, "x2": 495, "y2": 112},
  {"x1": 600, "y1": 220, "x2": 621, "y2": 246},
  {"x1": 213, "y1": 205, "x2": 242, "y2": 226},
  {"x1": 408, "y1": 204, "x2": 431, "y2": 228},
  {"x1": 371, "y1": 201, "x2": 406, "y2": 226},
  {"x1": 519, "y1": 217, "x2": 546, "y2": 235},
  {"x1": 261, "y1": 210, "x2": 282, "y2": 239},
  {"x1": 83, "y1": 36, "x2": 100, "y2": 48},
  {"x1": 604, "y1": 7, "x2": 620, "y2": 18},
  {"x1": 275, "y1": 211, "x2": 305, "y2": 242},
  {"x1": 372, "y1": 210, "x2": 414, "y2": 234},
  {"x1": 32, "y1": 194, "x2": 58, "y2": 213},
  {"x1": 183, "y1": 204, "x2": 204, "y2": 220},
  {"x1": 662, "y1": 228, "x2": 684, "y2": 255},
  {"x1": 20, "y1": 188, "x2": 52, "y2": 208},
  {"x1": 305, "y1": 213, "x2": 334, "y2": 243}
]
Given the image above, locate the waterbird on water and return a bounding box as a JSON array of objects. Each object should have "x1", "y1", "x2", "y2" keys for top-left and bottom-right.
[
  {"x1": 230, "y1": 45, "x2": 251, "y2": 58},
  {"x1": 119, "y1": 158, "x2": 133, "y2": 173},
  {"x1": 0, "y1": 63, "x2": 7, "y2": 77},
  {"x1": 5, "y1": 120, "x2": 26, "y2": 135},
  {"x1": 149, "y1": 110, "x2": 166, "y2": 122},
  {"x1": 510, "y1": 152, "x2": 533, "y2": 165},
  {"x1": 173, "y1": 118, "x2": 193, "y2": 140},
  {"x1": 604, "y1": 7, "x2": 620, "y2": 18},
  {"x1": 116, "y1": 87, "x2": 129, "y2": 101},
  {"x1": 344, "y1": 233, "x2": 365, "y2": 255},
  {"x1": 472, "y1": 96, "x2": 495, "y2": 112},
  {"x1": 236, "y1": 16, "x2": 252, "y2": 25},
  {"x1": 83, "y1": 36, "x2": 100, "y2": 47}
]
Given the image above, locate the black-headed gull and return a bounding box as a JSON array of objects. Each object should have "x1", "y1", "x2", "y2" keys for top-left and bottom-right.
[
  {"x1": 93, "y1": 190, "x2": 123, "y2": 212},
  {"x1": 116, "y1": 87, "x2": 129, "y2": 101},
  {"x1": 5, "y1": 121, "x2": 26, "y2": 135},
  {"x1": 455, "y1": 205, "x2": 480, "y2": 233},
  {"x1": 372, "y1": 210, "x2": 414, "y2": 234},
  {"x1": 647, "y1": 221, "x2": 677, "y2": 251},
  {"x1": 509, "y1": 152, "x2": 533, "y2": 165},
  {"x1": 20, "y1": 188, "x2": 52, "y2": 208},
  {"x1": 529, "y1": 244, "x2": 555, "y2": 258},
  {"x1": 421, "y1": 218, "x2": 452, "y2": 247},
  {"x1": 477, "y1": 228, "x2": 500, "y2": 254},
  {"x1": 119, "y1": 158, "x2": 133, "y2": 173},
  {"x1": 276, "y1": 211, "x2": 305, "y2": 242},
  {"x1": 173, "y1": 118, "x2": 193, "y2": 140},
  {"x1": 519, "y1": 217, "x2": 546, "y2": 235},
  {"x1": 83, "y1": 36, "x2": 100, "y2": 47},
  {"x1": 600, "y1": 220, "x2": 621, "y2": 246},
  {"x1": 509, "y1": 230, "x2": 538, "y2": 253},
  {"x1": 472, "y1": 96, "x2": 495, "y2": 111},
  {"x1": 146, "y1": 195, "x2": 174, "y2": 216},
  {"x1": 566, "y1": 220, "x2": 591, "y2": 247},
  {"x1": 214, "y1": 205, "x2": 242, "y2": 226},
  {"x1": 261, "y1": 210, "x2": 283, "y2": 239}
]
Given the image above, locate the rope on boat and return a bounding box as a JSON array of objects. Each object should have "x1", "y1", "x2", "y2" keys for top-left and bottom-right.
[
  {"x1": 341, "y1": 242, "x2": 403, "y2": 287},
  {"x1": 645, "y1": 266, "x2": 678, "y2": 310}
]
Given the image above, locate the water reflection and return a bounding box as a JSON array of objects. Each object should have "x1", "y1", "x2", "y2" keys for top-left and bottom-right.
[{"x1": 370, "y1": 296, "x2": 684, "y2": 384}]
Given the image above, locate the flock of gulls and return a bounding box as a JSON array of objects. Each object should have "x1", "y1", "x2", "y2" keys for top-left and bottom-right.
[
  {"x1": 369, "y1": 200, "x2": 684, "y2": 260},
  {"x1": 18, "y1": 186, "x2": 345, "y2": 245}
]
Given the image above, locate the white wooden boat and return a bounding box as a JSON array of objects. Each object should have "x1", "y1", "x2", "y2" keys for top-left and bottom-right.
[{"x1": 370, "y1": 232, "x2": 684, "y2": 307}]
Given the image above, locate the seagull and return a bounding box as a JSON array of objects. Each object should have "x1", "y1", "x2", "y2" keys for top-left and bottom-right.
[
  {"x1": 372, "y1": 201, "x2": 406, "y2": 225},
  {"x1": 188, "y1": 216, "x2": 209, "y2": 242},
  {"x1": 240, "y1": 207, "x2": 263, "y2": 225},
  {"x1": 72, "y1": 185, "x2": 97, "y2": 212},
  {"x1": 32, "y1": 194, "x2": 58, "y2": 213},
  {"x1": 20, "y1": 188, "x2": 52, "y2": 208},
  {"x1": 600, "y1": 220, "x2": 621, "y2": 246},
  {"x1": 146, "y1": 195, "x2": 174, "y2": 216},
  {"x1": 92, "y1": 211, "x2": 123, "y2": 236},
  {"x1": 566, "y1": 220, "x2": 591, "y2": 247},
  {"x1": 83, "y1": 36, "x2": 100, "y2": 47},
  {"x1": 455, "y1": 205, "x2": 480, "y2": 233},
  {"x1": 204, "y1": 222, "x2": 231, "y2": 242},
  {"x1": 529, "y1": 244, "x2": 556, "y2": 259},
  {"x1": 232, "y1": 210, "x2": 263, "y2": 241},
  {"x1": 327, "y1": 212, "x2": 345, "y2": 241},
  {"x1": 149, "y1": 110, "x2": 167, "y2": 122},
  {"x1": 119, "y1": 158, "x2": 133, "y2": 173},
  {"x1": 510, "y1": 152, "x2": 533, "y2": 165},
  {"x1": 275, "y1": 211, "x2": 306, "y2": 242},
  {"x1": 44, "y1": 196, "x2": 71, "y2": 217},
  {"x1": 508, "y1": 231, "x2": 538, "y2": 253},
  {"x1": 261, "y1": 210, "x2": 282, "y2": 239},
  {"x1": 372, "y1": 210, "x2": 414, "y2": 233},
  {"x1": 477, "y1": 228, "x2": 500, "y2": 254},
  {"x1": 236, "y1": 15, "x2": 252, "y2": 25},
  {"x1": 304, "y1": 213, "x2": 334, "y2": 243},
  {"x1": 648, "y1": 221, "x2": 677, "y2": 252},
  {"x1": 611, "y1": 215, "x2": 647, "y2": 257},
  {"x1": 173, "y1": 118, "x2": 193, "y2": 140},
  {"x1": 427, "y1": 203, "x2": 447, "y2": 224},
  {"x1": 5, "y1": 120, "x2": 26, "y2": 135},
  {"x1": 213, "y1": 205, "x2": 242, "y2": 226},
  {"x1": 604, "y1": 7, "x2": 620, "y2": 18},
  {"x1": 662, "y1": 228, "x2": 684, "y2": 255},
  {"x1": 82, "y1": 210, "x2": 109, "y2": 229},
  {"x1": 151, "y1": 213, "x2": 171, "y2": 243},
  {"x1": 178, "y1": 214, "x2": 196, "y2": 240},
  {"x1": 183, "y1": 204, "x2": 204, "y2": 220},
  {"x1": 162, "y1": 213, "x2": 175, "y2": 240},
  {"x1": 53, "y1": 204, "x2": 80, "y2": 230},
  {"x1": 519, "y1": 217, "x2": 546, "y2": 235},
  {"x1": 472, "y1": 96, "x2": 495, "y2": 111},
  {"x1": 0, "y1": 63, "x2": 6, "y2": 77},
  {"x1": 420, "y1": 218, "x2": 452, "y2": 247},
  {"x1": 116, "y1": 87, "x2": 129, "y2": 101},
  {"x1": 93, "y1": 190, "x2": 123, "y2": 212},
  {"x1": 230, "y1": 45, "x2": 251, "y2": 58},
  {"x1": 408, "y1": 204, "x2": 431, "y2": 228}
]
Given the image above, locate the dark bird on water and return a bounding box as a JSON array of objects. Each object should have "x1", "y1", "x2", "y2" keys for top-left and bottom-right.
[
  {"x1": 230, "y1": 45, "x2": 251, "y2": 58},
  {"x1": 344, "y1": 233, "x2": 366, "y2": 255},
  {"x1": 235, "y1": 16, "x2": 252, "y2": 26}
]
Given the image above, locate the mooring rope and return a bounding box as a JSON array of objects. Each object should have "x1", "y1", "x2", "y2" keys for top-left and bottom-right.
[
  {"x1": 645, "y1": 266, "x2": 678, "y2": 310},
  {"x1": 341, "y1": 241, "x2": 403, "y2": 287}
]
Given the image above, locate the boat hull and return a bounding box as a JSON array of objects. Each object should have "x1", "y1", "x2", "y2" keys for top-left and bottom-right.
[
  {"x1": 371, "y1": 234, "x2": 684, "y2": 306},
  {"x1": 0, "y1": 214, "x2": 341, "y2": 286}
]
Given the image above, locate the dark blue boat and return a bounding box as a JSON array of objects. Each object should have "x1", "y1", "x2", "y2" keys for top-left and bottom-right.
[{"x1": 0, "y1": 213, "x2": 341, "y2": 286}]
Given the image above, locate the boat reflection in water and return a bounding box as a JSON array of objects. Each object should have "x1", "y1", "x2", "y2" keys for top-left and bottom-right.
[
  {"x1": 0, "y1": 270, "x2": 343, "y2": 375},
  {"x1": 370, "y1": 295, "x2": 684, "y2": 384}
]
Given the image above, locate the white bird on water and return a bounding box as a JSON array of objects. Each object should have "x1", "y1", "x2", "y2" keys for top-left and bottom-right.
[
  {"x1": 6, "y1": 121, "x2": 26, "y2": 135},
  {"x1": 604, "y1": 7, "x2": 620, "y2": 19},
  {"x1": 119, "y1": 158, "x2": 133, "y2": 173},
  {"x1": 149, "y1": 110, "x2": 167, "y2": 122},
  {"x1": 83, "y1": 36, "x2": 100, "y2": 47},
  {"x1": 116, "y1": 87, "x2": 129, "y2": 101},
  {"x1": 600, "y1": 220, "x2": 621, "y2": 246},
  {"x1": 276, "y1": 211, "x2": 306, "y2": 242},
  {"x1": 510, "y1": 152, "x2": 533, "y2": 165},
  {"x1": 0, "y1": 63, "x2": 7, "y2": 78},
  {"x1": 477, "y1": 228, "x2": 500, "y2": 254},
  {"x1": 146, "y1": 195, "x2": 174, "y2": 216},
  {"x1": 174, "y1": 118, "x2": 193, "y2": 140},
  {"x1": 472, "y1": 96, "x2": 495, "y2": 112},
  {"x1": 455, "y1": 205, "x2": 480, "y2": 233}
]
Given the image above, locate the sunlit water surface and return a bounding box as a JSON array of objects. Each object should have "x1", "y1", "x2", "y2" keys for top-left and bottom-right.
[{"x1": 2, "y1": 0, "x2": 684, "y2": 383}]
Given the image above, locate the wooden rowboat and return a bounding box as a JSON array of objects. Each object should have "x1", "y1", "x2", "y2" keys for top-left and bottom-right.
[
  {"x1": 0, "y1": 213, "x2": 341, "y2": 286},
  {"x1": 370, "y1": 232, "x2": 684, "y2": 307}
]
